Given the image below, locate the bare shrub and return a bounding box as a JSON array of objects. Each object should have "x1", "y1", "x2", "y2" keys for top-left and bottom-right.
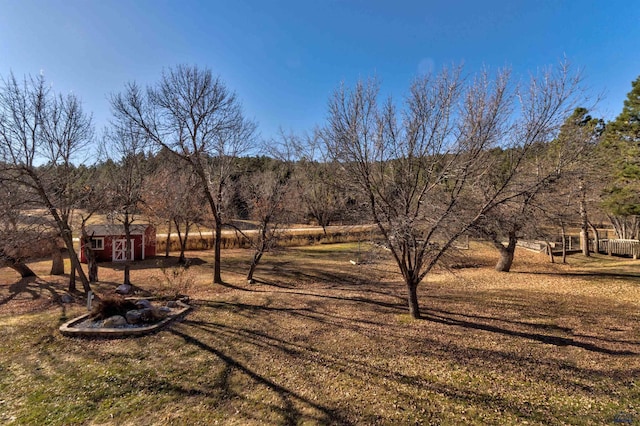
[
  {"x1": 157, "y1": 265, "x2": 194, "y2": 300},
  {"x1": 89, "y1": 296, "x2": 137, "y2": 320}
]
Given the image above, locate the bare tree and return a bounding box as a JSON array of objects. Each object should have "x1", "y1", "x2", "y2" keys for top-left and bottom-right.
[
  {"x1": 238, "y1": 160, "x2": 293, "y2": 283},
  {"x1": 600, "y1": 76, "x2": 640, "y2": 239},
  {"x1": 103, "y1": 121, "x2": 152, "y2": 288},
  {"x1": 286, "y1": 132, "x2": 349, "y2": 232},
  {"x1": 533, "y1": 182, "x2": 578, "y2": 263},
  {"x1": 475, "y1": 108, "x2": 603, "y2": 268},
  {"x1": 323, "y1": 64, "x2": 585, "y2": 318},
  {"x1": 552, "y1": 108, "x2": 604, "y2": 256},
  {"x1": 145, "y1": 163, "x2": 206, "y2": 264},
  {"x1": 79, "y1": 217, "x2": 99, "y2": 282},
  {"x1": 140, "y1": 149, "x2": 178, "y2": 258},
  {"x1": 473, "y1": 143, "x2": 572, "y2": 271},
  {"x1": 77, "y1": 164, "x2": 111, "y2": 283},
  {"x1": 473, "y1": 73, "x2": 593, "y2": 271},
  {"x1": 111, "y1": 65, "x2": 256, "y2": 284},
  {"x1": 0, "y1": 72, "x2": 94, "y2": 292},
  {"x1": 0, "y1": 178, "x2": 37, "y2": 277}
]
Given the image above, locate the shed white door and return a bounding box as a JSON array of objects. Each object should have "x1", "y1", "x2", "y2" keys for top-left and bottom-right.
[{"x1": 113, "y1": 239, "x2": 134, "y2": 262}]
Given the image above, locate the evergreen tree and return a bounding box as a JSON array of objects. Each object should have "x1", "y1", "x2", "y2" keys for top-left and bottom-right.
[{"x1": 602, "y1": 76, "x2": 640, "y2": 238}]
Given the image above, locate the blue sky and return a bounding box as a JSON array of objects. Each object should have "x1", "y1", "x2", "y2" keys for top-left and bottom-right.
[{"x1": 1, "y1": 0, "x2": 639, "y2": 144}]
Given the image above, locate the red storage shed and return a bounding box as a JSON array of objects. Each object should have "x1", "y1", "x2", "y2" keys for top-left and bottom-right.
[{"x1": 80, "y1": 224, "x2": 156, "y2": 263}]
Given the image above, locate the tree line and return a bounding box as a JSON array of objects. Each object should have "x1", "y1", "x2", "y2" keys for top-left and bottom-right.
[{"x1": 1, "y1": 64, "x2": 638, "y2": 318}]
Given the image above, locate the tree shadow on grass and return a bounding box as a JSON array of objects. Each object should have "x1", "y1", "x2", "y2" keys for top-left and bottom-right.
[
  {"x1": 200, "y1": 285, "x2": 407, "y2": 314},
  {"x1": 0, "y1": 276, "x2": 62, "y2": 308},
  {"x1": 213, "y1": 279, "x2": 253, "y2": 291},
  {"x1": 250, "y1": 278, "x2": 296, "y2": 289},
  {"x1": 179, "y1": 301, "x2": 637, "y2": 423},
  {"x1": 187, "y1": 301, "x2": 398, "y2": 341},
  {"x1": 252, "y1": 257, "x2": 391, "y2": 288},
  {"x1": 169, "y1": 327, "x2": 350, "y2": 425},
  {"x1": 421, "y1": 309, "x2": 638, "y2": 356},
  {"x1": 182, "y1": 317, "x2": 519, "y2": 422},
  {"x1": 425, "y1": 306, "x2": 640, "y2": 347},
  {"x1": 29, "y1": 335, "x2": 340, "y2": 425}
]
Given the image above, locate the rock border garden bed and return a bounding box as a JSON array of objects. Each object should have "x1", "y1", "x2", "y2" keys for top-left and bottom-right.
[{"x1": 59, "y1": 300, "x2": 191, "y2": 338}]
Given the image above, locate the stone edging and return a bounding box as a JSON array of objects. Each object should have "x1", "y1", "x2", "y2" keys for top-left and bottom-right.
[{"x1": 59, "y1": 301, "x2": 191, "y2": 338}]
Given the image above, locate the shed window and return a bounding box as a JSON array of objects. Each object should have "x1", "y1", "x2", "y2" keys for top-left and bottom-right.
[{"x1": 90, "y1": 237, "x2": 104, "y2": 250}]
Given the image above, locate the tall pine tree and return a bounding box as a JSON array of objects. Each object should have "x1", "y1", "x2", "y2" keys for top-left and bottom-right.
[{"x1": 602, "y1": 76, "x2": 640, "y2": 238}]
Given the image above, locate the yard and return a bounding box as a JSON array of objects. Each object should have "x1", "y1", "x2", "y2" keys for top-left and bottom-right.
[{"x1": 0, "y1": 242, "x2": 638, "y2": 425}]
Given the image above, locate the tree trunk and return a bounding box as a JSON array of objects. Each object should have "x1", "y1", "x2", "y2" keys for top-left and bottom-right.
[
  {"x1": 561, "y1": 228, "x2": 568, "y2": 264},
  {"x1": 11, "y1": 261, "x2": 37, "y2": 278},
  {"x1": 68, "y1": 248, "x2": 77, "y2": 292},
  {"x1": 85, "y1": 238, "x2": 98, "y2": 283},
  {"x1": 57, "y1": 227, "x2": 90, "y2": 293},
  {"x1": 247, "y1": 253, "x2": 262, "y2": 284},
  {"x1": 214, "y1": 217, "x2": 223, "y2": 284},
  {"x1": 610, "y1": 215, "x2": 640, "y2": 240},
  {"x1": 579, "y1": 228, "x2": 589, "y2": 257},
  {"x1": 176, "y1": 220, "x2": 191, "y2": 265},
  {"x1": 406, "y1": 281, "x2": 421, "y2": 319},
  {"x1": 165, "y1": 219, "x2": 172, "y2": 257},
  {"x1": 123, "y1": 218, "x2": 132, "y2": 286},
  {"x1": 56, "y1": 227, "x2": 89, "y2": 292},
  {"x1": 247, "y1": 222, "x2": 271, "y2": 284},
  {"x1": 495, "y1": 246, "x2": 515, "y2": 272},
  {"x1": 1, "y1": 251, "x2": 36, "y2": 278},
  {"x1": 589, "y1": 222, "x2": 600, "y2": 254},
  {"x1": 175, "y1": 218, "x2": 185, "y2": 264},
  {"x1": 545, "y1": 240, "x2": 555, "y2": 263},
  {"x1": 80, "y1": 226, "x2": 98, "y2": 283},
  {"x1": 88, "y1": 258, "x2": 98, "y2": 283},
  {"x1": 577, "y1": 181, "x2": 590, "y2": 256},
  {"x1": 494, "y1": 232, "x2": 517, "y2": 272},
  {"x1": 32, "y1": 179, "x2": 90, "y2": 292},
  {"x1": 579, "y1": 198, "x2": 590, "y2": 257},
  {"x1": 180, "y1": 224, "x2": 190, "y2": 263},
  {"x1": 124, "y1": 264, "x2": 131, "y2": 286},
  {"x1": 246, "y1": 265, "x2": 256, "y2": 284},
  {"x1": 199, "y1": 171, "x2": 225, "y2": 285},
  {"x1": 50, "y1": 244, "x2": 64, "y2": 275}
]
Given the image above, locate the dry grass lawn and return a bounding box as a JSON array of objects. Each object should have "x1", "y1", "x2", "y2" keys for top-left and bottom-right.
[{"x1": 0, "y1": 242, "x2": 638, "y2": 425}]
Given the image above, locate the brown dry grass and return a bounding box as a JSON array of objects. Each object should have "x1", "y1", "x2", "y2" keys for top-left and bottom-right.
[{"x1": 0, "y1": 242, "x2": 638, "y2": 425}]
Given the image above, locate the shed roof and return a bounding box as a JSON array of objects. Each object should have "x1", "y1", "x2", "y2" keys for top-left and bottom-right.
[{"x1": 84, "y1": 224, "x2": 152, "y2": 236}]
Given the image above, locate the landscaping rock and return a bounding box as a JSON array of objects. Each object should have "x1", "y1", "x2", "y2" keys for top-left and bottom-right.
[
  {"x1": 115, "y1": 284, "x2": 132, "y2": 295},
  {"x1": 166, "y1": 300, "x2": 179, "y2": 308},
  {"x1": 125, "y1": 310, "x2": 143, "y2": 324},
  {"x1": 153, "y1": 307, "x2": 171, "y2": 320},
  {"x1": 135, "y1": 299, "x2": 152, "y2": 309},
  {"x1": 60, "y1": 294, "x2": 74, "y2": 304},
  {"x1": 139, "y1": 308, "x2": 155, "y2": 322},
  {"x1": 103, "y1": 315, "x2": 127, "y2": 328}
]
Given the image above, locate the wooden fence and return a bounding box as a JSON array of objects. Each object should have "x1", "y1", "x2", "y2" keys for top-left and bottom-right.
[
  {"x1": 518, "y1": 236, "x2": 640, "y2": 259},
  {"x1": 589, "y1": 239, "x2": 640, "y2": 259},
  {"x1": 517, "y1": 237, "x2": 579, "y2": 253},
  {"x1": 516, "y1": 240, "x2": 547, "y2": 251}
]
